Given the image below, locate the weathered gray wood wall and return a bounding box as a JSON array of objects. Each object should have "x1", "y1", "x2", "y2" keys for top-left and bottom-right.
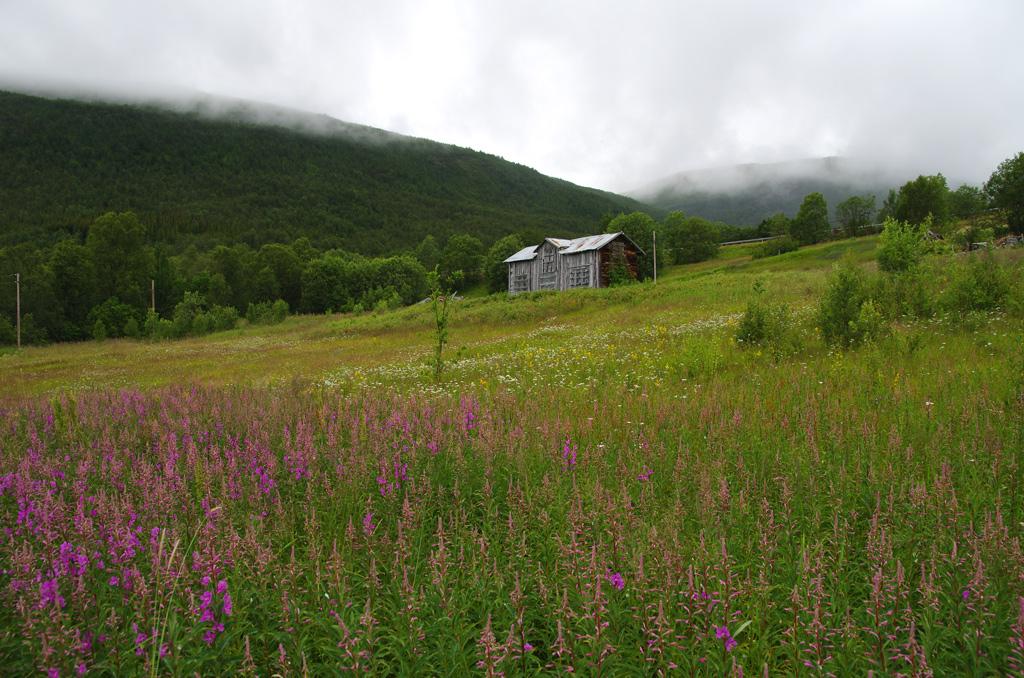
[
  {"x1": 558, "y1": 250, "x2": 599, "y2": 290},
  {"x1": 507, "y1": 259, "x2": 534, "y2": 295},
  {"x1": 536, "y1": 241, "x2": 561, "y2": 291}
]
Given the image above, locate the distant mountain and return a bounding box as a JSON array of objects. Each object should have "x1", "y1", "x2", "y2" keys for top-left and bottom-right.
[
  {"x1": 0, "y1": 90, "x2": 645, "y2": 254},
  {"x1": 629, "y1": 157, "x2": 902, "y2": 226}
]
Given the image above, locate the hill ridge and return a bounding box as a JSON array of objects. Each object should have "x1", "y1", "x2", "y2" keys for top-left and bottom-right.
[{"x1": 0, "y1": 90, "x2": 643, "y2": 254}]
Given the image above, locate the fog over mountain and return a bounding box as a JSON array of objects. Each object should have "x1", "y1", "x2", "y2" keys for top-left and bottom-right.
[
  {"x1": 630, "y1": 157, "x2": 917, "y2": 225},
  {"x1": 1, "y1": 1, "x2": 1022, "y2": 192}
]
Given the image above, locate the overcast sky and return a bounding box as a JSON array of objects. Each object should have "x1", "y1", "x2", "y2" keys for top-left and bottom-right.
[{"x1": 1, "y1": 0, "x2": 1022, "y2": 192}]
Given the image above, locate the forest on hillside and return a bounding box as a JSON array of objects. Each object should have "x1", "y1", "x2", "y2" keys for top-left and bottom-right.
[{"x1": 0, "y1": 91, "x2": 642, "y2": 254}]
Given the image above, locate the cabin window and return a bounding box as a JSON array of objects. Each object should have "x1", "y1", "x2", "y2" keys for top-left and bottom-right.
[
  {"x1": 568, "y1": 265, "x2": 591, "y2": 288},
  {"x1": 512, "y1": 274, "x2": 529, "y2": 292},
  {"x1": 542, "y1": 251, "x2": 556, "y2": 273}
]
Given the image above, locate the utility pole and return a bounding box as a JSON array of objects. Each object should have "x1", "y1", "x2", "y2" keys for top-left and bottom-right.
[
  {"x1": 13, "y1": 273, "x2": 20, "y2": 349},
  {"x1": 652, "y1": 231, "x2": 657, "y2": 284}
]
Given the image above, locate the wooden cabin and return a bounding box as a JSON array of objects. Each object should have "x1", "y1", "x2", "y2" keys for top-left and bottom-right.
[{"x1": 503, "y1": 232, "x2": 644, "y2": 295}]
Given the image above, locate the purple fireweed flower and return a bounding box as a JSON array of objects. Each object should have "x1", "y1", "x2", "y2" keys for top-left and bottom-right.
[
  {"x1": 39, "y1": 579, "x2": 65, "y2": 609},
  {"x1": 524, "y1": 643, "x2": 534, "y2": 652},
  {"x1": 962, "y1": 588, "x2": 970, "y2": 601},
  {"x1": 638, "y1": 466, "x2": 654, "y2": 482},
  {"x1": 606, "y1": 571, "x2": 625, "y2": 590},
  {"x1": 76, "y1": 663, "x2": 87, "y2": 676},
  {"x1": 201, "y1": 575, "x2": 212, "y2": 587},
  {"x1": 134, "y1": 628, "x2": 148, "y2": 656},
  {"x1": 216, "y1": 579, "x2": 228, "y2": 596},
  {"x1": 715, "y1": 625, "x2": 737, "y2": 652},
  {"x1": 108, "y1": 576, "x2": 119, "y2": 587},
  {"x1": 562, "y1": 436, "x2": 577, "y2": 470},
  {"x1": 363, "y1": 512, "x2": 376, "y2": 536},
  {"x1": 223, "y1": 592, "x2": 233, "y2": 617}
]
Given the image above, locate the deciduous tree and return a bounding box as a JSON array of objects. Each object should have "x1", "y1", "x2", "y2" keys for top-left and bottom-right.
[
  {"x1": 985, "y1": 151, "x2": 1024, "y2": 232},
  {"x1": 835, "y1": 195, "x2": 876, "y2": 237},
  {"x1": 789, "y1": 193, "x2": 830, "y2": 245}
]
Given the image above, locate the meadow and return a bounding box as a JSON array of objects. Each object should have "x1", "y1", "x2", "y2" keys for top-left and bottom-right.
[{"x1": 2, "y1": 237, "x2": 1024, "y2": 675}]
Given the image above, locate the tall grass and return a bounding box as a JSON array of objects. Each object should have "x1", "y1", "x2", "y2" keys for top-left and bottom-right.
[{"x1": 1, "y1": 238, "x2": 1023, "y2": 674}]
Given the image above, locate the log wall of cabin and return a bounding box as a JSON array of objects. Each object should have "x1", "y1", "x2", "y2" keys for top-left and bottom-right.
[
  {"x1": 507, "y1": 259, "x2": 534, "y2": 295},
  {"x1": 537, "y1": 242, "x2": 561, "y2": 291},
  {"x1": 558, "y1": 250, "x2": 599, "y2": 290}
]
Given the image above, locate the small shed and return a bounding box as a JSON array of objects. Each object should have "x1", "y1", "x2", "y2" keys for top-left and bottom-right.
[{"x1": 503, "y1": 232, "x2": 644, "y2": 295}]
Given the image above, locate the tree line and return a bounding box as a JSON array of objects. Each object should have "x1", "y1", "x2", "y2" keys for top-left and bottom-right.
[{"x1": 3, "y1": 152, "x2": 1021, "y2": 346}]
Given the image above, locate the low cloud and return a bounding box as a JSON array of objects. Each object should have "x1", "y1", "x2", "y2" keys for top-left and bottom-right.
[{"x1": 1, "y1": 0, "x2": 1021, "y2": 191}]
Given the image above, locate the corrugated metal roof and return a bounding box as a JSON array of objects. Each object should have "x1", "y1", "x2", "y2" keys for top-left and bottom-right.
[
  {"x1": 504, "y1": 231, "x2": 645, "y2": 264},
  {"x1": 559, "y1": 232, "x2": 622, "y2": 254},
  {"x1": 503, "y1": 245, "x2": 539, "y2": 263}
]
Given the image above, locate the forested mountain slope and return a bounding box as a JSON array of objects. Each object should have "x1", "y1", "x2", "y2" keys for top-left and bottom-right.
[{"x1": 0, "y1": 91, "x2": 643, "y2": 254}]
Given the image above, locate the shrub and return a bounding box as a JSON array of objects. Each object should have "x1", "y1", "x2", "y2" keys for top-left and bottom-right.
[
  {"x1": 92, "y1": 319, "x2": 108, "y2": 342},
  {"x1": 752, "y1": 235, "x2": 799, "y2": 259},
  {"x1": 818, "y1": 262, "x2": 886, "y2": 348},
  {"x1": 870, "y1": 267, "x2": 935, "y2": 320},
  {"x1": 877, "y1": 217, "x2": 927, "y2": 273},
  {"x1": 172, "y1": 292, "x2": 207, "y2": 337},
  {"x1": 246, "y1": 300, "x2": 289, "y2": 325},
  {"x1": 735, "y1": 283, "x2": 802, "y2": 356},
  {"x1": 191, "y1": 312, "x2": 213, "y2": 336},
  {"x1": 87, "y1": 297, "x2": 140, "y2": 340},
  {"x1": 143, "y1": 310, "x2": 173, "y2": 340},
  {"x1": 208, "y1": 305, "x2": 239, "y2": 332},
  {"x1": 271, "y1": 299, "x2": 289, "y2": 323},
  {"x1": 850, "y1": 299, "x2": 889, "y2": 344},
  {"x1": 942, "y1": 252, "x2": 1010, "y2": 315},
  {"x1": 123, "y1": 317, "x2": 140, "y2": 338}
]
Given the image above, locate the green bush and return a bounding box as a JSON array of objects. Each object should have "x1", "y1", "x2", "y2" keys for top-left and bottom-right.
[
  {"x1": 143, "y1": 310, "x2": 173, "y2": 340},
  {"x1": 208, "y1": 305, "x2": 239, "y2": 332},
  {"x1": 191, "y1": 312, "x2": 213, "y2": 336},
  {"x1": 870, "y1": 267, "x2": 935, "y2": 320},
  {"x1": 735, "y1": 284, "x2": 802, "y2": 356},
  {"x1": 818, "y1": 262, "x2": 886, "y2": 348},
  {"x1": 246, "y1": 299, "x2": 288, "y2": 325},
  {"x1": 92, "y1": 319, "x2": 108, "y2": 342},
  {"x1": 850, "y1": 299, "x2": 889, "y2": 344},
  {"x1": 87, "y1": 297, "x2": 141, "y2": 340},
  {"x1": 942, "y1": 252, "x2": 1010, "y2": 315},
  {"x1": 172, "y1": 291, "x2": 207, "y2": 337},
  {"x1": 877, "y1": 217, "x2": 927, "y2": 273},
  {"x1": 751, "y1": 235, "x2": 799, "y2": 259},
  {"x1": 123, "y1": 317, "x2": 140, "y2": 338}
]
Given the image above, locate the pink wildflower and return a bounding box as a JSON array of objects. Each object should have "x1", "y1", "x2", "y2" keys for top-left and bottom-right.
[
  {"x1": 562, "y1": 436, "x2": 577, "y2": 470},
  {"x1": 715, "y1": 625, "x2": 738, "y2": 652}
]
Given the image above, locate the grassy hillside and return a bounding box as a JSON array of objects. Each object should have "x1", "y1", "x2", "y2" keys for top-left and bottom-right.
[
  {"x1": 0, "y1": 91, "x2": 643, "y2": 254},
  {"x1": 0, "y1": 237, "x2": 880, "y2": 397},
  {"x1": 2, "y1": 237, "x2": 1023, "y2": 675}
]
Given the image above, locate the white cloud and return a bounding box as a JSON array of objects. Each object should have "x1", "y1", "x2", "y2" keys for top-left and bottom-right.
[{"x1": 1, "y1": 0, "x2": 1021, "y2": 191}]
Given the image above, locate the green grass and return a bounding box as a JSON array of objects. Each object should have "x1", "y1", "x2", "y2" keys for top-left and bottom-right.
[
  {"x1": 3, "y1": 235, "x2": 1024, "y2": 675},
  {"x1": 0, "y1": 237, "x2": 876, "y2": 400}
]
